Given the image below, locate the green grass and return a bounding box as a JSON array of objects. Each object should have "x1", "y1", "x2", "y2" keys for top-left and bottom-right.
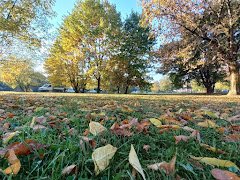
[{"x1": 0, "y1": 92, "x2": 240, "y2": 179}]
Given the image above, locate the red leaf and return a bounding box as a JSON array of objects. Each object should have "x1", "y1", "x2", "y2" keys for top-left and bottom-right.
[{"x1": 5, "y1": 139, "x2": 47, "y2": 157}]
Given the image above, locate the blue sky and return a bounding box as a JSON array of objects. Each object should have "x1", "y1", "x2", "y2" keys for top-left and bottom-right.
[
  {"x1": 49, "y1": 0, "x2": 162, "y2": 81},
  {"x1": 51, "y1": 0, "x2": 141, "y2": 28}
]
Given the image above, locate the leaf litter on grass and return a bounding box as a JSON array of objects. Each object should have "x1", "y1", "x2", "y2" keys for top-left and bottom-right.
[{"x1": 0, "y1": 93, "x2": 240, "y2": 179}]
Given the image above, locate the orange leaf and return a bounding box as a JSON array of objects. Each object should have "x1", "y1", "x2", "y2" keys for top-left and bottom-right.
[
  {"x1": 4, "y1": 149, "x2": 21, "y2": 175},
  {"x1": 211, "y1": 168, "x2": 240, "y2": 180}
]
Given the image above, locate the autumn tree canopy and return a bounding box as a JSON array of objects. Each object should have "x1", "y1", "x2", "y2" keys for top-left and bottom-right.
[{"x1": 142, "y1": 0, "x2": 240, "y2": 95}]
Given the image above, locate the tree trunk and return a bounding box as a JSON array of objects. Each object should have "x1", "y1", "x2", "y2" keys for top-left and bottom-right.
[
  {"x1": 97, "y1": 77, "x2": 101, "y2": 93},
  {"x1": 206, "y1": 85, "x2": 214, "y2": 94},
  {"x1": 227, "y1": 65, "x2": 239, "y2": 95},
  {"x1": 124, "y1": 86, "x2": 129, "y2": 94},
  {"x1": 117, "y1": 87, "x2": 120, "y2": 94}
]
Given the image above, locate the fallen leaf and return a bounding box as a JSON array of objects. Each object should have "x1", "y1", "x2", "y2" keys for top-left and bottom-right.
[
  {"x1": 158, "y1": 125, "x2": 181, "y2": 129},
  {"x1": 200, "y1": 144, "x2": 226, "y2": 154},
  {"x1": 227, "y1": 115, "x2": 240, "y2": 122},
  {"x1": 136, "y1": 120, "x2": 150, "y2": 133},
  {"x1": 32, "y1": 125, "x2": 47, "y2": 131},
  {"x1": 4, "y1": 149, "x2": 21, "y2": 175},
  {"x1": 205, "y1": 111, "x2": 219, "y2": 119},
  {"x1": 143, "y1": 145, "x2": 150, "y2": 152},
  {"x1": 89, "y1": 121, "x2": 106, "y2": 136},
  {"x1": 148, "y1": 155, "x2": 176, "y2": 175},
  {"x1": 110, "y1": 122, "x2": 133, "y2": 137},
  {"x1": 211, "y1": 168, "x2": 240, "y2": 180},
  {"x1": 121, "y1": 105, "x2": 134, "y2": 113},
  {"x1": 6, "y1": 139, "x2": 47, "y2": 156},
  {"x1": 190, "y1": 156, "x2": 239, "y2": 170},
  {"x1": 174, "y1": 135, "x2": 190, "y2": 144},
  {"x1": 182, "y1": 126, "x2": 196, "y2": 132},
  {"x1": 62, "y1": 165, "x2": 77, "y2": 176},
  {"x1": 149, "y1": 118, "x2": 162, "y2": 127},
  {"x1": 197, "y1": 120, "x2": 218, "y2": 128},
  {"x1": 92, "y1": 144, "x2": 117, "y2": 175},
  {"x1": 223, "y1": 134, "x2": 240, "y2": 142},
  {"x1": 80, "y1": 136, "x2": 96, "y2": 148},
  {"x1": 2, "y1": 131, "x2": 20, "y2": 144},
  {"x1": 129, "y1": 144, "x2": 146, "y2": 180},
  {"x1": 35, "y1": 116, "x2": 47, "y2": 124},
  {"x1": 180, "y1": 114, "x2": 192, "y2": 121}
]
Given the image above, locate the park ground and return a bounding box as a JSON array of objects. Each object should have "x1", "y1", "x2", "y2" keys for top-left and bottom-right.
[{"x1": 0, "y1": 92, "x2": 240, "y2": 179}]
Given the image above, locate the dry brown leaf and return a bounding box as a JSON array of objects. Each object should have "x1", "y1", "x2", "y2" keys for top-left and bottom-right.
[
  {"x1": 148, "y1": 155, "x2": 176, "y2": 175},
  {"x1": 223, "y1": 134, "x2": 240, "y2": 142},
  {"x1": 211, "y1": 168, "x2": 240, "y2": 180},
  {"x1": 174, "y1": 135, "x2": 190, "y2": 144},
  {"x1": 110, "y1": 122, "x2": 133, "y2": 137},
  {"x1": 5, "y1": 139, "x2": 47, "y2": 156},
  {"x1": 143, "y1": 145, "x2": 150, "y2": 152}
]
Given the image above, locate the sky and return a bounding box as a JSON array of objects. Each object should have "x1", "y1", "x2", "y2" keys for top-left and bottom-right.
[{"x1": 45, "y1": 0, "x2": 162, "y2": 81}]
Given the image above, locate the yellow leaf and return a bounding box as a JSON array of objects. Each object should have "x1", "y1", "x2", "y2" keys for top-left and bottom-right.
[
  {"x1": 190, "y1": 156, "x2": 239, "y2": 170},
  {"x1": 92, "y1": 144, "x2": 117, "y2": 175},
  {"x1": 205, "y1": 111, "x2": 219, "y2": 119},
  {"x1": 89, "y1": 121, "x2": 106, "y2": 136},
  {"x1": 4, "y1": 149, "x2": 21, "y2": 175},
  {"x1": 129, "y1": 144, "x2": 146, "y2": 180},
  {"x1": 200, "y1": 143, "x2": 226, "y2": 154},
  {"x1": 3, "y1": 131, "x2": 20, "y2": 144},
  {"x1": 158, "y1": 125, "x2": 181, "y2": 129},
  {"x1": 121, "y1": 105, "x2": 134, "y2": 113},
  {"x1": 197, "y1": 120, "x2": 218, "y2": 128},
  {"x1": 149, "y1": 118, "x2": 162, "y2": 127}
]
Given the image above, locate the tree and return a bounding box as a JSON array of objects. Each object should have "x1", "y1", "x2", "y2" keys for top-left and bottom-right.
[
  {"x1": 158, "y1": 76, "x2": 173, "y2": 92},
  {"x1": 155, "y1": 25, "x2": 227, "y2": 94},
  {"x1": 0, "y1": 0, "x2": 55, "y2": 56},
  {"x1": 108, "y1": 12, "x2": 155, "y2": 94},
  {"x1": 142, "y1": 0, "x2": 240, "y2": 95},
  {"x1": 45, "y1": 0, "x2": 121, "y2": 93},
  {"x1": 45, "y1": 39, "x2": 89, "y2": 93},
  {"x1": 0, "y1": 57, "x2": 42, "y2": 91}
]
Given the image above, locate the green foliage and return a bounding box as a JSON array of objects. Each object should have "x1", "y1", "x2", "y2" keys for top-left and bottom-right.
[
  {"x1": 107, "y1": 12, "x2": 155, "y2": 94},
  {"x1": 0, "y1": 57, "x2": 46, "y2": 91},
  {"x1": 0, "y1": 0, "x2": 55, "y2": 50}
]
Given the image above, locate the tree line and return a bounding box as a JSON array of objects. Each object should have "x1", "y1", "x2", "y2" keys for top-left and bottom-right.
[{"x1": 0, "y1": 0, "x2": 239, "y2": 94}]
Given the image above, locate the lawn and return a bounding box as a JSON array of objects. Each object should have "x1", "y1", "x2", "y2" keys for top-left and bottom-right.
[{"x1": 0, "y1": 92, "x2": 240, "y2": 179}]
